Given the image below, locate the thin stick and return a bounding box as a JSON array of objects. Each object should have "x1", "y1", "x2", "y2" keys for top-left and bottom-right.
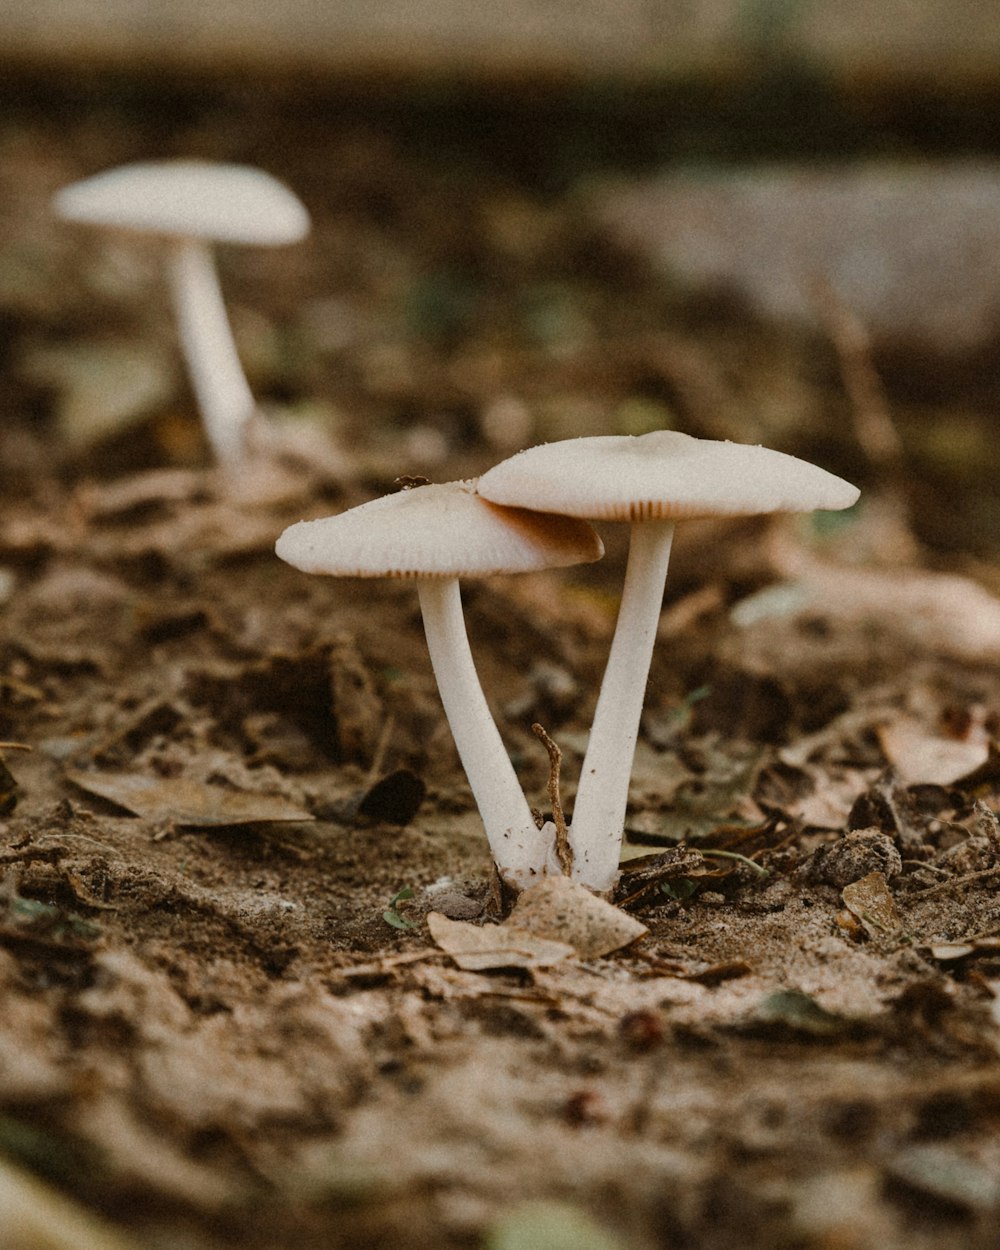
[
  {"x1": 813, "y1": 277, "x2": 903, "y2": 474},
  {"x1": 364, "y1": 714, "x2": 396, "y2": 787},
  {"x1": 532, "y1": 723, "x2": 573, "y2": 876},
  {"x1": 911, "y1": 864, "x2": 1000, "y2": 899},
  {"x1": 700, "y1": 848, "x2": 769, "y2": 878}
]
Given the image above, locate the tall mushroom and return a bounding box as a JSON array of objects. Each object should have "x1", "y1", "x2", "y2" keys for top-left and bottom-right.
[
  {"x1": 478, "y1": 430, "x2": 860, "y2": 892},
  {"x1": 54, "y1": 160, "x2": 310, "y2": 469},
  {"x1": 275, "y1": 480, "x2": 603, "y2": 892}
]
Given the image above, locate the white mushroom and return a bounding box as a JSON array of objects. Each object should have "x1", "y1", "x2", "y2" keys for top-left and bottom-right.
[
  {"x1": 478, "y1": 431, "x2": 860, "y2": 892},
  {"x1": 54, "y1": 160, "x2": 310, "y2": 468},
  {"x1": 275, "y1": 481, "x2": 603, "y2": 892}
]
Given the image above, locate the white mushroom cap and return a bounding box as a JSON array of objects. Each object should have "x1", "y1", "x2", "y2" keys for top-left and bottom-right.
[
  {"x1": 54, "y1": 160, "x2": 310, "y2": 246},
  {"x1": 276, "y1": 480, "x2": 604, "y2": 578},
  {"x1": 477, "y1": 431, "x2": 860, "y2": 521}
]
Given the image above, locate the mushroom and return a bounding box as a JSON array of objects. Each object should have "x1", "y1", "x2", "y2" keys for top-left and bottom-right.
[
  {"x1": 54, "y1": 160, "x2": 310, "y2": 468},
  {"x1": 477, "y1": 430, "x2": 860, "y2": 892},
  {"x1": 275, "y1": 480, "x2": 604, "y2": 891}
]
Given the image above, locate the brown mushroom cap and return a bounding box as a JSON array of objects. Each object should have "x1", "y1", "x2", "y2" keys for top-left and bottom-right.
[
  {"x1": 275, "y1": 480, "x2": 604, "y2": 579},
  {"x1": 476, "y1": 431, "x2": 860, "y2": 521}
]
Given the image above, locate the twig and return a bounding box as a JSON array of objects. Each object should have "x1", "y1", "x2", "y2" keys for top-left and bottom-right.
[
  {"x1": 700, "y1": 848, "x2": 769, "y2": 878},
  {"x1": 911, "y1": 864, "x2": 1000, "y2": 899},
  {"x1": 335, "y1": 948, "x2": 444, "y2": 979},
  {"x1": 363, "y1": 713, "x2": 396, "y2": 787},
  {"x1": 813, "y1": 277, "x2": 904, "y2": 475},
  {"x1": 532, "y1": 722, "x2": 573, "y2": 876}
]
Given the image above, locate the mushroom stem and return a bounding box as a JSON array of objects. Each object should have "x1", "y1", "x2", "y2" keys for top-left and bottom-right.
[
  {"x1": 570, "y1": 519, "x2": 675, "y2": 892},
  {"x1": 167, "y1": 237, "x2": 255, "y2": 468},
  {"x1": 416, "y1": 578, "x2": 557, "y2": 890}
]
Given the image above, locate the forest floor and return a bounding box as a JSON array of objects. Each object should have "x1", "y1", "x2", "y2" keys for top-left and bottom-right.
[{"x1": 3, "y1": 76, "x2": 1000, "y2": 1250}]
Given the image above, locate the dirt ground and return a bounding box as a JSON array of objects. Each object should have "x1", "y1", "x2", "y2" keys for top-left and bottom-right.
[{"x1": 4, "y1": 75, "x2": 1000, "y2": 1250}]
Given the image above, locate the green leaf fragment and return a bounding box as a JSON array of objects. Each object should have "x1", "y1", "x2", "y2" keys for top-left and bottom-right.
[
  {"x1": 485, "y1": 1200, "x2": 627, "y2": 1250},
  {"x1": 660, "y1": 878, "x2": 699, "y2": 900},
  {"x1": 383, "y1": 886, "x2": 416, "y2": 930},
  {"x1": 755, "y1": 989, "x2": 851, "y2": 1037}
]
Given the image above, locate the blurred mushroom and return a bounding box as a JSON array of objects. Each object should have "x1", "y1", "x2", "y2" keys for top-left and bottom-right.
[{"x1": 54, "y1": 160, "x2": 310, "y2": 468}]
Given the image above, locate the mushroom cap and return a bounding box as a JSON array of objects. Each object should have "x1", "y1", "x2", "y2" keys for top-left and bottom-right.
[
  {"x1": 477, "y1": 431, "x2": 859, "y2": 521},
  {"x1": 54, "y1": 161, "x2": 310, "y2": 246},
  {"x1": 275, "y1": 480, "x2": 604, "y2": 579}
]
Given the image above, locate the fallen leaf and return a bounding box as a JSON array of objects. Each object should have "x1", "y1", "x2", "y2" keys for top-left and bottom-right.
[
  {"x1": 754, "y1": 989, "x2": 854, "y2": 1038},
  {"x1": 509, "y1": 875, "x2": 648, "y2": 960},
  {"x1": 952, "y1": 740, "x2": 1000, "y2": 793},
  {"x1": 771, "y1": 779, "x2": 860, "y2": 829},
  {"x1": 65, "y1": 770, "x2": 313, "y2": 826},
  {"x1": 358, "y1": 769, "x2": 426, "y2": 825},
  {"x1": 877, "y1": 719, "x2": 989, "y2": 786},
  {"x1": 682, "y1": 959, "x2": 753, "y2": 986},
  {"x1": 75, "y1": 467, "x2": 210, "y2": 521},
  {"x1": 800, "y1": 565, "x2": 1000, "y2": 662},
  {"x1": 927, "y1": 943, "x2": 977, "y2": 962},
  {"x1": 23, "y1": 339, "x2": 174, "y2": 448},
  {"x1": 428, "y1": 877, "x2": 648, "y2": 970},
  {"x1": 887, "y1": 1144, "x2": 1000, "y2": 1213},
  {"x1": 927, "y1": 938, "x2": 1000, "y2": 962},
  {"x1": 841, "y1": 871, "x2": 902, "y2": 939},
  {"x1": 626, "y1": 742, "x2": 767, "y2": 843},
  {"x1": 426, "y1": 911, "x2": 575, "y2": 971}
]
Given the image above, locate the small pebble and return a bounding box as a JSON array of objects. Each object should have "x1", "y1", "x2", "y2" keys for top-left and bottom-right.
[{"x1": 427, "y1": 891, "x2": 482, "y2": 921}]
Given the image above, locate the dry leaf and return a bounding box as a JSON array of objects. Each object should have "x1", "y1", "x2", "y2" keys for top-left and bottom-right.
[
  {"x1": 23, "y1": 338, "x2": 174, "y2": 448},
  {"x1": 927, "y1": 938, "x2": 1000, "y2": 962},
  {"x1": 800, "y1": 565, "x2": 1000, "y2": 661},
  {"x1": 509, "y1": 875, "x2": 648, "y2": 960},
  {"x1": 928, "y1": 943, "x2": 977, "y2": 962},
  {"x1": 426, "y1": 911, "x2": 575, "y2": 971},
  {"x1": 428, "y1": 878, "x2": 647, "y2": 971},
  {"x1": 65, "y1": 770, "x2": 313, "y2": 826},
  {"x1": 75, "y1": 467, "x2": 210, "y2": 521},
  {"x1": 791, "y1": 770, "x2": 872, "y2": 829},
  {"x1": 841, "y1": 871, "x2": 902, "y2": 939},
  {"x1": 877, "y1": 719, "x2": 989, "y2": 786}
]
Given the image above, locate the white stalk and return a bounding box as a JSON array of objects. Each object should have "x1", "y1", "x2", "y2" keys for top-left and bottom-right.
[
  {"x1": 167, "y1": 237, "x2": 255, "y2": 468},
  {"x1": 417, "y1": 578, "x2": 558, "y2": 890},
  {"x1": 569, "y1": 519, "x2": 675, "y2": 892}
]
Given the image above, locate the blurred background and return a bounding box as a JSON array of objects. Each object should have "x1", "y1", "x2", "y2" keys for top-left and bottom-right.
[{"x1": 2, "y1": 0, "x2": 1000, "y2": 558}]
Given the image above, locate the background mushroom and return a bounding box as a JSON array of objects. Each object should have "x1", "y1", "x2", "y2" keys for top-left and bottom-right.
[
  {"x1": 54, "y1": 160, "x2": 310, "y2": 468},
  {"x1": 477, "y1": 430, "x2": 860, "y2": 892},
  {"x1": 276, "y1": 480, "x2": 603, "y2": 892}
]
